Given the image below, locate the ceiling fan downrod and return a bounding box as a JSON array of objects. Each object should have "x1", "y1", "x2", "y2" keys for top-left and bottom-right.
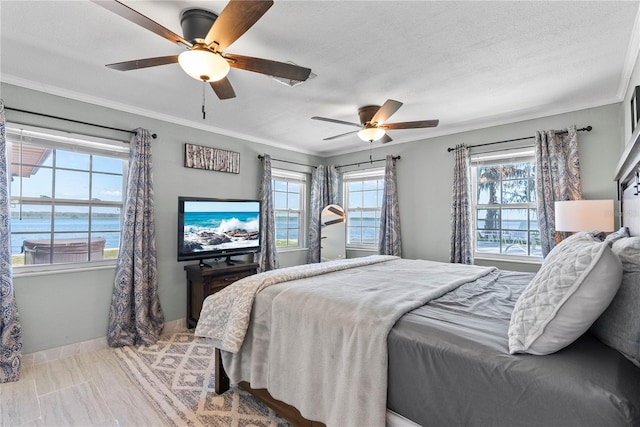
[
  {"x1": 369, "y1": 141, "x2": 373, "y2": 164},
  {"x1": 202, "y1": 80, "x2": 206, "y2": 119}
]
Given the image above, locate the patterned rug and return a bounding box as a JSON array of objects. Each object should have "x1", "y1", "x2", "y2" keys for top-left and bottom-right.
[{"x1": 113, "y1": 330, "x2": 291, "y2": 427}]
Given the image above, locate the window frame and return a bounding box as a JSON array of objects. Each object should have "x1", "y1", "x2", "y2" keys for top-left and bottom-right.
[
  {"x1": 6, "y1": 124, "x2": 129, "y2": 274},
  {"x1": 470, "y1": 147, "x2": 542, "y2": 263},
  {"x1": 343, "y1": 167, "x2": 385, "y2": 250},
  {"x1": 272, "y1": 168, "x2": 307, "y2": 251}
]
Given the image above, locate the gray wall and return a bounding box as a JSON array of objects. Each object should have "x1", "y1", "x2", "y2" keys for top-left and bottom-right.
[
  {"x1": 622, "y1": 47, "x2": 640, "y2": 147},
  {"x1": 2, "y1": 83, "x2": 319, "y2": 353},
  {"x1": 1, "y1": 82, "x2": 627, "y2": 354},
  {"x1": 328, "y1": 103, "x2": 624, "y2": 272}
]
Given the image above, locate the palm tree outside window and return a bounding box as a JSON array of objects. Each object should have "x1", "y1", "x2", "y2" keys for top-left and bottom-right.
[{"x1": 471, "y1": 148, "x2": 541, "y2": 260}]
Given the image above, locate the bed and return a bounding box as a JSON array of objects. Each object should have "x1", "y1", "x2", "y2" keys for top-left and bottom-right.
[{"x1": 194, "y1": 140, "x2": 640, "y2": 427}]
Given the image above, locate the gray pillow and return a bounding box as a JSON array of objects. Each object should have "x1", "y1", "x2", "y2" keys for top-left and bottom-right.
[
  {"x1": 603, "y1": 226, "x2": 631, "y2": 246},
  {"x1": 591, "y1": 236, "x2": 640, "y2": 367}
]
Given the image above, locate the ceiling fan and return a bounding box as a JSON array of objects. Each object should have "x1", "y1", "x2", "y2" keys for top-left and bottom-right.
[
  {"x1": 312, "y1": 99, "x2": 439, "y2": 143},
  {"x1": 92, "y1": 0, "x2": 312, "y2": 101}
]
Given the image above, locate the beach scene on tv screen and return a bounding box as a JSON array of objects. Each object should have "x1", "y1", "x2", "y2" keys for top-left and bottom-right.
[{"x1": 183, "y1": 201, "x2": 259, "y2": 254}]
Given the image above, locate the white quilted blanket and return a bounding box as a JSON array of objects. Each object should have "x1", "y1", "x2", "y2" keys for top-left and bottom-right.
[
  {"x1": 194, "y1": 255, "x2": 398, "y2": 352},
  {"x1": 197, "y1": 256, "x2": 497, "y2": 427}
]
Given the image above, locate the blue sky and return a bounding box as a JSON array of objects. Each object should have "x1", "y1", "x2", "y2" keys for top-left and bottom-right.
[
  {"x1": 11, "y1": 150, "x2": 123, "y2": 202},
  {"x1": 184, "y1": 200, "x2": 260, "y2": 213}
]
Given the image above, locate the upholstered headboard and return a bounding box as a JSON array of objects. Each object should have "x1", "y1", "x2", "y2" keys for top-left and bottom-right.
[{"x1": 615, "y1": 126, "x2": 640, "y2": 236}]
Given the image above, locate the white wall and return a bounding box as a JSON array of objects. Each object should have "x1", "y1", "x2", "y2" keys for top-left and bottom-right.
[
  {"x1": 328, "y1": 103, "x2": 624, "y2": 272},
  {"x1": 0, "y1": 80, "x2": 629, "y2": 353},
  {"x1": 621, "y1": 26, "x2": 640, "y2": 147},
  {"x1": 2, "y1": 83, "x2": 320, "y2": 353}
]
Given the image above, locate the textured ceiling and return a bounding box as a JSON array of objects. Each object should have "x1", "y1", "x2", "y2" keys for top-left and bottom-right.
[{"x1": 1, "y1": 1, "x2": 639, "y2": 157}]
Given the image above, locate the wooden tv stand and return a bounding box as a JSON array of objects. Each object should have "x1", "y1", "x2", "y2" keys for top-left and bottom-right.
[{"x1": 184, "y1": 260, "x2": 258, "y2": 329}]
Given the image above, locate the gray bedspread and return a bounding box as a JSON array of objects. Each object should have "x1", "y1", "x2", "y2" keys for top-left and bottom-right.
[
  {"x1": 388, "y1": 270, "x2": 640, "y2": 426},
  {"x1": 218, "y1": 257, "x2": 496, "y2": 427}
]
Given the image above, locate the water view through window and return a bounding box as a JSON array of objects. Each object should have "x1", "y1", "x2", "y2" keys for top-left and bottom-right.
[
  {"x1": 344, "y1": 169, "x2": 384, "y2": 247},
  {"x1": 7, "y1": 126, "x2": 127, "y2": 266},
  {"x1": 273, "y1": 170, "x2": 306, "y2": 248},
  {"x1": 10, "y1": 211, "x2": 122, "y2": 264},
  {"x1": 473, "y1": 155, "x2": 542, "y2": 258}
]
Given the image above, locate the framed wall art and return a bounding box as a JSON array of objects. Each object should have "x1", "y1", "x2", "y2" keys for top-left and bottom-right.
[
  {"x1": 184, "y1": 143, "x2": 240, "y2": 174},
  {"x1": 631, "y1": 85, "x2": 640, "y2": 133}
]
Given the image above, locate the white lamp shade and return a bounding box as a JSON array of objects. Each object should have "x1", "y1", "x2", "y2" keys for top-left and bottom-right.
[
  {"x1": 554, "y1": 200, "x2": 614, "y2": 232},
  {"x1": 357, "y1": 127, "x2": 386, "y2": 142},
  {"x1": 178, "y1": 49, "x2": 230, "y2": 82}
]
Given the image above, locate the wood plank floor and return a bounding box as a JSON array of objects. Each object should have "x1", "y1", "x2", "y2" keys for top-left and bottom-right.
[{"x1": 0, "y1": 348, "x2": 168, "y2": 426}]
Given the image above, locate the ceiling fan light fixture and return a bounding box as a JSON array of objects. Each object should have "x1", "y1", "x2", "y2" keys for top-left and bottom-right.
[
  {"x1": 357, "y1": 127, "x2": 386, "y2": 142},
  {"x1": 178, "y1": 48, "x2": 230, "y2": 82}
]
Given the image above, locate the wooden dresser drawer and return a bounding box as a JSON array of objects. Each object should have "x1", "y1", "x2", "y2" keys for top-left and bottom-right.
[
  {"x1": 184, "y1": 261, "x2": 259, "y2": 329},
  {"x1": 205, "y1": 270, "x2": 254, "y2": 288}
]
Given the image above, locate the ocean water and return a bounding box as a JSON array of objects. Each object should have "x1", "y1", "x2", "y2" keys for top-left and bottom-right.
[
  {"x1": 182, "y1": 211, "x2": 260, "y2": 254},
  {"x1": 347, "y1": 216, "x2": 379, "y2": 244},
  {"x1": 10, "y1": 217, "x2": 121, "y2": 255},
  {"x1": 184, "y1": 211, "x2": 259, "y2": 234},
  {"x1": 9, "y1": 211, "x2": 374, "y2": 254}
]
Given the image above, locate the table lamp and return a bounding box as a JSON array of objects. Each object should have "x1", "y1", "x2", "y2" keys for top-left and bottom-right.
[{"x1": 554, "y1": 200, "x2": 614, "y2": 232}]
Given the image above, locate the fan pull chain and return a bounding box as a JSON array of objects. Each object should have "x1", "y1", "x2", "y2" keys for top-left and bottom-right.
[
  {"x1": 201, "y1": 80, "x2": 206, "y2": 120},
  {"x1": 369, "y1": 141, "x2": 373, "y2": 164}
]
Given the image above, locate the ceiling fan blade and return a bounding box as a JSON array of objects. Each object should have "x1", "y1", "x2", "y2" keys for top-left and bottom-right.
[
  {"x1": 225, "y1": 54, "x2": 311, "y2": 81},
  {"x1": 204, "y1": 0, "x2": 274, "y2": 51},
  {"x1": 327, "y1": 206, "x2": 344, "y2": 217},
  {"x1": 311, "y1": 116, "x2": 362, "y2": 128},
  {"x1": 371, "y1": 99, "x2": 403, "y2": 125},
  {"x1": 383, "y1": 120, "x2": 440, "y2": 130},
  {"x1": 210, "y1": 77, "x2": 236, "y2": 100},
  {"x1": 106, "y1": 55, "x2": 179, "y2": 71},
  {"x1": 323, "y1": 130, "x2": 359, "y2": 141},
  {"x1": 91, "y1": 0, "x2": 190, "y2": 47},
  {"x1": 380, "y1": 134, "x2": 393, "y2": 144},
  {"x1": 323, "y1": 218, "x2": 345, "y2": 226}
]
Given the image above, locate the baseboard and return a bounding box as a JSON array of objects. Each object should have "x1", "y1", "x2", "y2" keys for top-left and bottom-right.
[{"x1": 22, "y1": 318, "x2": 188, "y2": 367}]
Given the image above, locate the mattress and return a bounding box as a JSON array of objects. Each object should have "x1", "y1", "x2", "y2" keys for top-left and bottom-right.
[
  {"x1": 215, "y1": 257, "x2": 498, "y2": 426},
  {"x1": 387, "y1": 270, "x2": 640, "y2": 426}
]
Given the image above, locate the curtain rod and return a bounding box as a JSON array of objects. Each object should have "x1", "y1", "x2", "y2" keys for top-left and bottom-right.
[
  {"x1": 336, "y1": 155, "x2": 400, "y2": 169},
  {"x1": 4, "y1": 106, "x2": 158, "y2": 139},
  {"x1": 257, "y1": 154, "x2": 401, "y2": 169},
  {"x1": 446, "y1": 126, "x2": 592, "y2": 152},
  {"x1": 258, "y1": 155, "x2": 317, "y2": 168}
]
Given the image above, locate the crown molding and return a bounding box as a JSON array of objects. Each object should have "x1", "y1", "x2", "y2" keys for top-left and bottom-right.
[{"x1": 1, "y1": 75, "x2": 319, "y2": 156}]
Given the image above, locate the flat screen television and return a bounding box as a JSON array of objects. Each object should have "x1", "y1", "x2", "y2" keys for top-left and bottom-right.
[{"x1": 177, "y1": 197, "x2": 261, "y2": 265}]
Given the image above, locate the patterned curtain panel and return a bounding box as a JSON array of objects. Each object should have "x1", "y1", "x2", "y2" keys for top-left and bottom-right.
[
  {"x1": 327, "y1": 165, "x2": 340, "y2": 206},
  {"x1": 379, "y1": 155, "x2": 402, "y2": 256},
  {"x1": 306, "y1": 165, "x2": 339, "y2": 264},
  {"x1": 450, "y1": 144, "x2": 473, "y2": 264},
  {"x1": 535, "y1": 125, "x2": 581, "y2": 257},
  {"x1": 108, "y1": 128, "x2": 164, "y2": 347},
  {"x1": 0, "y1": 102, "x2": 22, "y2": 383},
  {"x1": 255, "y1": 154, "x2": 278, "y2": 272}
]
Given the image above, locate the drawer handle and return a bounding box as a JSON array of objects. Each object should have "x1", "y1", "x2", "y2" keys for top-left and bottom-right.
[{"x1": 224, "y1": 276, "x2": 240, "y2": 281}]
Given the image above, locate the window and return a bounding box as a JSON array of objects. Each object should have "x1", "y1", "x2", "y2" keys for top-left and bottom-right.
[
  {"x1": 471, "y1": 148, "x2": 541, "y2": 259},
  {"x1": 272, "y1": 169, "x2": 306, "y2": 249},
  {"x1": 343, "y1": 168, "x2": 384, "y2": 248},
  {"x1": 7, "y1": 125, "x2": 128, "y2": 268}
]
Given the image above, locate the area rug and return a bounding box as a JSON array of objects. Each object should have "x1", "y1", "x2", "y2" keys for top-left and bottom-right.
[{"x1": 113, "y1": 330, "x2": 291, "y2": 427}]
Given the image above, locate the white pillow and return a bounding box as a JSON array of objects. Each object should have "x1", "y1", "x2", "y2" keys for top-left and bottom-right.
[{"x1": 508, "y1": 232, "x2": 622, "y2": 355}]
